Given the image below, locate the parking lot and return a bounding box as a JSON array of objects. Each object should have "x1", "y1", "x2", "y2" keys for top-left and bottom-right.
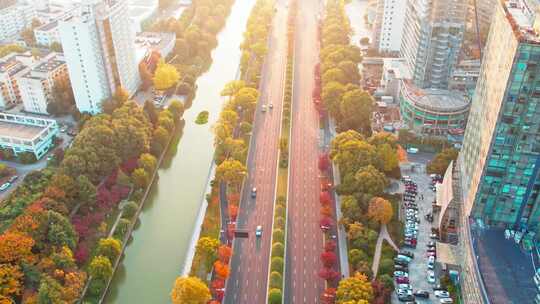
[{"x1": 392, "y1": 159, "x2": 451, "y2": 303}]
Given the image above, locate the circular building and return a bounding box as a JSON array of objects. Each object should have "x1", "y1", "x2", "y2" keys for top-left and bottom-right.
[{"x1": 400, "y1": 81, "x2": 470, "y2": 136}]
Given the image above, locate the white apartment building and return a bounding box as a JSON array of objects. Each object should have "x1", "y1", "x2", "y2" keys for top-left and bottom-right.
[
  {"x1": 0, "y1": 1, "x2": 37, "y2": 43},
  {"x1": 34, "y1": 20, "x2": 60, "y2": 47},
  {"x1": 373, "y1": 0, "x2": 407, "y2": 53},
  {"x1": 17, "y1": 52, "x2": 67, "y2": 114},
  {"x1": 0, "y1": 52, "x2": 35, "y2": 108},
  {"x1": 59, "y1": 0, "x2": 140, "y2": 114}
]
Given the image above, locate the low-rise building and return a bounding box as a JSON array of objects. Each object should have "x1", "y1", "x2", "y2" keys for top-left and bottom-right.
[
  {"x1": 34, "y1": 20, "x2": 60, "y2": 47},
  {"x1": 135, "y1": 32, "x2": 176, "y2": 63},
  {"x1": 0, "y1": 51, "x2": 35, "y2": 108},
  {"x1": 449, "y1": 59, "x2": 481, "y2": 92},
  {"x1": 380, "y1": 58, "x2": 411, "y2": 101},
  {"x1": 16, "y1": 52, "x2": 67, "y2": 114},
  {"x1": 399, "y1": 81, "x2": 470, "y2": 136},
  {"x1": 0, "y1": 112, "x2": 58, "y2": 159}
]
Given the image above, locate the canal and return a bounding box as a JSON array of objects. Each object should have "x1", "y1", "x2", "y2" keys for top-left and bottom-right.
[{"x1": 104, "y1": 1, "x2": 256, "y2": 303}]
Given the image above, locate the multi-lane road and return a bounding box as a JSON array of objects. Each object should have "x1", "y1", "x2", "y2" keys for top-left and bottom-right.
[
  {"x1": 224, "y1": 1, "x2": 289, "y2": 303},
  {"x1": 284, "y1": 0, "x2": 325, "y2": 303}
]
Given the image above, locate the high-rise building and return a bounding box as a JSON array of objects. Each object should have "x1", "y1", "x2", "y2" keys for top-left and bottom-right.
[
  {"x1": 460, "y1": 0, "x2": 540, "y2": 232},
  {"x1": 471, "y1": 0, "x2": 498, "y2": 44},
  {"x1": 0, "y1": 1, "x2": 37, "y2": 43},
  {"x1": 371, "y1": 0, "x2": 407, "y2": 54},
  {"x1": 400, "y1": 0, "x2": 467, "y2": 89},
  {"x1": 58, "y1": 0, "x2": 140, "y2": 114}
]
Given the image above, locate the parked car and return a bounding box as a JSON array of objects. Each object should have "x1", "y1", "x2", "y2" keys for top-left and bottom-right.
[
  {"x1": 0, "y1": 183, "x2": 10, "y2": 191},
  {"x1": 414, "y1": 290, "x2": 430, "y2": 298},
  {"x1": 394, "y1": 271, "x2": 409, "y2": 278},
  {"x1": 394, "y1": 258, "x2": 409, "y2": 265},
  {"x1": 8, "y1": 175, "x2": 18, "y2": 183},
  {"x1": 399, "y1": 251, "x2": 414, "y2": 258},
  {"x1": 434, "y1": 290, "x2": 450, "y2": 298},
  {"x1": 395, "y1": 264, "x2": 408, "y2": 272},
  {"x1": 440, "y1": 298, "x2": 453, "y2": 304},
  {"x1": 397, "y1": 255, "x2": 413, "y2": 262},
  {"x1": 427, "y1": 270, "x2": 436, "y2": 284},
  {"x1": 395, "y1": 276, "x2": 409, "y2": 284},
  {"x1": 398, "y1": 294, "x2": 415, "y2": 302}
]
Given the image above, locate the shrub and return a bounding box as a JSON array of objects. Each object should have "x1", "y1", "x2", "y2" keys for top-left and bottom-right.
[
  {"x1": 122, "y1": 201, "x2": 139, "y2": 219},
  {"x1": 269, "y1": 271, "x2": 282, "y2": 289},
  {"x1": 274, "y1": 216, "x2": 285, "y2": 230},
  {"x1": 271, "y1": 242, "x2": 284, "y2": 257},
  {"x1": 113, "y1": 219, "x2": 131, "y2": 240},
  {"x1": 378, "y1": 258, "x2": 394, "y2": 276},
  {"x1": 268, "y1": 288, "x2": 282, "y2": 304},
  {"x1": 271, "y1": 257, "x2": 284, "y2": 273},
  {"x1": 272, "y1": 229, "x2": 284, "y2": 243}
]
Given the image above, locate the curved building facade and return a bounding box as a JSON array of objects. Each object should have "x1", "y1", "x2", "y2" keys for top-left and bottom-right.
[{"x1": 400, "y1": 81, "x2": 470, "y2": 135}]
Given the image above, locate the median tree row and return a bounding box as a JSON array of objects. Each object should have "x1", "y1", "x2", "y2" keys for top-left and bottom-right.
[
  {"x1": 267, "y1": 1, "x2": 297, "y2": 303},
  {"x1": 0, "y1": 94, "x2": 184, "y2": 303},
  {"x1": 319, "y1": 1, "x2": 401, "y2": 303},
  {"x1": 178, "y1": 1, "x2": 275, "y2": 303}
]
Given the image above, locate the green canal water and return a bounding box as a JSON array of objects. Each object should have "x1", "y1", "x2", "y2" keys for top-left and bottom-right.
[{"x1": 104, "y1": 1, "x2": 256, "y2": 302}]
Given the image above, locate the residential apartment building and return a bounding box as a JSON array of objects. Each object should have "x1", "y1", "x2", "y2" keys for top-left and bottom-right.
[
  {"x1": 0, "y1": 51, "x2": 35, "y2": 108},
  {"x1": 400, "y1": 0, "x2": 467, "y2": 89},
  {"x1": 460, "y1": 0, "x2": 540, "y2": 232},
  {"x1": 34, "y1": 20, "x2": 60, "y2": 47},
  {"x1": 371, "y1": 0, "x2": 407, "y2": 54},
  {"x1": 0, "y1": 1, "x2": 37, "y2": 43},
  {"x1": 59, "y1": 0, "x2": 140, "y2": 114},
  {"x1": 471, "y1": 0, "x2": 498, "y2": 43},
  {"x1": 17, "y1": 52, "x2": 67, "y2": 114}
]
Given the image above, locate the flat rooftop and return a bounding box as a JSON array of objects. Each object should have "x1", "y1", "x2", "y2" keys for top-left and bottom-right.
[
  {"x1": 471, "y1": 226, "x2": 537, "y2": 304},
  {"x1": 402, "y1": 82, "x2": 470, "y2": 113},
  {"x1": 36, "y1": 20, "x2": 58, "y2": 32},
  {"x1": 503, "y1": 0, "x2": 540, "y2": 43},
  {"x1": 0, "y1": 121, "x2": 44, "y2": 141}
]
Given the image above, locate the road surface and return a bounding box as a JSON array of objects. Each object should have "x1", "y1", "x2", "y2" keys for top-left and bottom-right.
[
  {"x1": 284, "y1": 0, "x2": 325, "y2": 303},
  {"x1": 224, "y1": 2, "x2": 289, "y2": 303}
]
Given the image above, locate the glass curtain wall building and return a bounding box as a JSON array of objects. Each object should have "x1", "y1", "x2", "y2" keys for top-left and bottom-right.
[{"x1": 460, "y1": 0, "x2": 540, "y2": 233}]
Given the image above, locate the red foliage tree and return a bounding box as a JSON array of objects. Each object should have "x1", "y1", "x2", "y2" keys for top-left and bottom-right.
[
  {"x1": 120, "y1": 158, "x2": 138, "y2": 174},
  {"x1": 74, "y1": 244, "x2": 90, "y2": 264},
  {"x1": 318, "y1": 267, "x2": 340, "y2": 282},
  {"x1": 324, "y1": 240, "x2": 336, "y2": 252},
  {"x1": 321, "y1": 205, "x2": 332, "y2": 217},
  {"x1": 320, "y1": 216, "x2": 334, "y2": 231},
  {"x1": 105, "y1": 169, "x2": 119, "y2": 188},
  {"x1": 227, "y1": 193, "x2": 240, "y2": 205},
  {"x1": 321, "y1": 287, "x2": 336, "y2": 304},
  {"x1": 321, "y1": 251, "x2": 337, "y2": 267},
  {"x1": 214, "y1": 261, "x2": 230, "y2": 279},
  {"x1": 211, "y1": 278, "x2": 224, "y2": 290},
  {"x1": 218, "y1": 245, "x2": 232, "y2": 263},
  {"x1": 228, "y1": 204, "x2": 238, "y2": 221},
  {"x1": 371, "y1": 279, "x2": 391, "y2": 304},
  {"x1": 320, "y1": 191, "x2": 332, "y2": 205},
  {"x1": 318, "y1": 154, "x2": 330, "y2": 171}
]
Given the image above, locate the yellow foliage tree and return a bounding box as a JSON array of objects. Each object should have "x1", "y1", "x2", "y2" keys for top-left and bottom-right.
[
  {"x1": 170, "y1": 276, "x2": 211, "y2": 304},
  {"x1": 0, "y1": 264, "x2": 23, "y2": 299},
  {"x1": 367, "y1": 197, "x2": 393, "y2": 224},
  {"x1": 216, "y1": 158, "x2": 247, "y2": 190},
  {"x1": 153, "y1": 60, "x2": 180, "y2": 90},
  {"x1": 336, "y1": 272, "x2": 373, "y2": 304}
]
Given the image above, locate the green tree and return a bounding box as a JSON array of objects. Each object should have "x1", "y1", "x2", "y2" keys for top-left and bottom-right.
[
  {"x1": 340, "y1": 195, "x2": 361, "y2": 222},
  {"x1": 46, "y1": 211, "x2": 78, "y2": 250},
  {"x1": 168, "y1": 100, "x2": 185, "y2": 122},
  {"x1": 376, "y1": 143, "x2": 399, "y2": 173},
  {"x1": 97, "y1": 238, "x2": 122, "y2": 263},
  {"x1": 144, "y1": 100, "x2": 159, "y2": 125},
  {"x1": 349, "y1": 248, "x2": 368, "y2": 267},
  {"x1": 138, "y1": 153, "x2": 157, "y2": 173},
  {"x1": 153, "y1": 126, "x2": 170, "y2": 147},
  {"x1": 131, "y1": 168, "x2": 150, "y2": 189},
  {"x1": 323, "y1": 68, "x2": 347, "y2": 84},
  {"x1": 170, "y1": 276, "x2": 211, "y2": 304},
  {"x1": 76, "y1": 175, "x2": 96, "y2": 206},
  {"x1": 269, "y1": 271, "x2": 282, "y2": 289},
  {"x1": 89, "y1": 256, "x2": 113, "y2": 281},
  {"x1": 37, "y1": 275, "x2": 63, "y2": 304},
  {"x1": 122, "y1": 201, "x2": 139, "y2": 219},
  {"x1": 339, "y1": 89, "x2": 374, "y2": 135},
  {"x1": 271, "y1": 257, "x2": 284, "y2": 273},
  {"x1": 355, "y1": 165, "x2": 387, "y2": 196},
  {"x1": 336, "y1": 272, "x2": 373, "y2": 303}
]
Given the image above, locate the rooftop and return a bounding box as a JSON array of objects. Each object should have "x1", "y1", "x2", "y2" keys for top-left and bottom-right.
[
  {"x1": 0, "y1": 121, "x2": 44, "y2": 141},
  {"x1": 503, "y1": 0, "x2": 540, "y2": 43},
  {"x1": 470, "y1": 225, "x2": 537, "y2": 304},
  {"x1": 36, "y1": 20, "x2": 59, "y2": 32},
  {"x1": 33, "y1": 53, "x2": 65, "y2": 73},
  {"x1": 402, "y1": 81, "x2": 470, "y2": 113}
]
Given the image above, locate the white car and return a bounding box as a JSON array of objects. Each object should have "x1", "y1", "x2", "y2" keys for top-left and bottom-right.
[
  {"x1": 435, "y1": 290, "x2": 450, "y2": 298},
  {"x1": 269, "y1": 103, "x2": 273, "y2": 109},
  {"x1": 440, "y1": 298, "x2": 453, "y2": 303},
  {"x1": 398, "y1": 284, "x2": 411, "y2": 290},
  {"x1": 427, "y1": 270, "x2": 436, "y2": 284},
  {"x1": 0, "y1": 183, "x2": 10, "y2": 191},
  {"x1": 261, "y1": 105, "x2": 267, "y2": 112},
  {"x1": 255, "y1": 225, "x2": 262, "y2": 237}
]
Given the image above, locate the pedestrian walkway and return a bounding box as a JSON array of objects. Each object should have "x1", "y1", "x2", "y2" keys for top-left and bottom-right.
[{"x1": 371, "y1": 224, "x2": 399, "y2": 278}]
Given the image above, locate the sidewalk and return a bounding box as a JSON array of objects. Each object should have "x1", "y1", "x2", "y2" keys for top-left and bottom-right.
[{"x1": 371, "y1": 224, "x2": 399, "y2": 278}]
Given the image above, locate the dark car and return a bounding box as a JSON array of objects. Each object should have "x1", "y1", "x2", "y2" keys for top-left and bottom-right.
[
  {"x1": 414, "y1": 290, "x2": 430, "y2": 298},
  {"x1": 398, "y1": 294, "x2": 415, "y2": 302},
  {"x1": 399, "y1": 251, "x2": 415, "y2": 258},
  {"x1": 394, "y1": 258, "x2": 409, "y2": 265},
  {"x1": 395, "y1": 264, "x2": 408, "y2": 272}
]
